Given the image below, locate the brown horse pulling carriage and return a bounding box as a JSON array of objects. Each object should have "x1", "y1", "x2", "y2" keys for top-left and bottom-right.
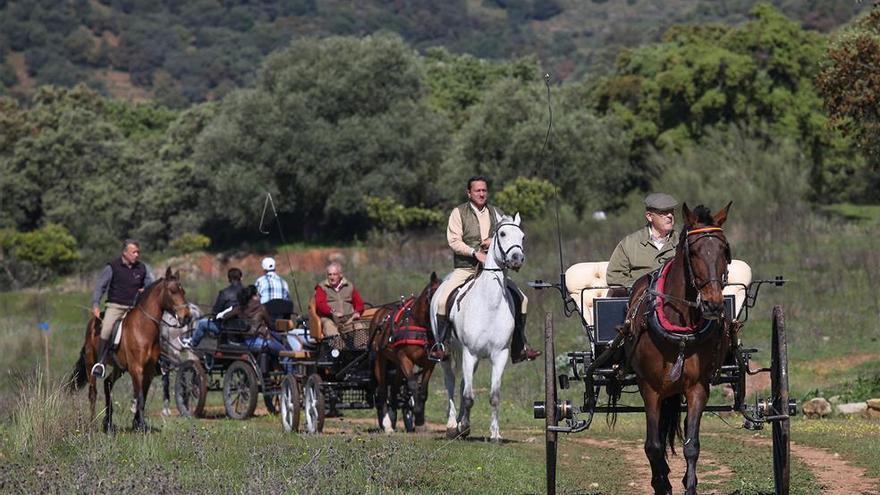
[{"x1": 531, "y1": 204, "x2": 797, "y2": 495}]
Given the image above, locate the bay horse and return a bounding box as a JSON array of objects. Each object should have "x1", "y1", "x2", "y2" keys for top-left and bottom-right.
[
  {"x1": 70, "y1": 267, "x2": 191, "y2": 432},
  {"x1": 370, "y1": 272, "x2": 440, "y2": 433},
  {"x1": 625, "y1": 202, "x2": 732, "y2": 495},
  {"x1": 430, "y1": 212, "x2": 525, "y2": 441}
]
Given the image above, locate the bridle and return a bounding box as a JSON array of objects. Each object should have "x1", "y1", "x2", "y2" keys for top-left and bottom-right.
[
  {"x1": 486, "y1": 221, "x2": 524, "y2": 271},
  {"x1": 683, "y1": 226, "x2": 731, "y2": 296},
  {"x1": 137, "y1": 280, "x2": 191, "y2": 328}
]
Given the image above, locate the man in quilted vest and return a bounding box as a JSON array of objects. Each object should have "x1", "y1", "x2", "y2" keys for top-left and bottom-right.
[
  {"x1": 429, "y1": 176, "x2": 540, "y2": 363},
  {"x1": 314, "y1": 262, "x2": 364, "y2": 337},
  {"x1": 606, "y1": 192, "x2": 680, "y2": 289}
]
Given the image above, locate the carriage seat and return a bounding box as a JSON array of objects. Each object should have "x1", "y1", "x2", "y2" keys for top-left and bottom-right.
[
  {"x1": 565, "y1": 262, "x2": 610, "y2": 326},
  {"x1": 722, "y1": 259, "x2": 751, "y2": 319},
  {"x1": 307, "y1": 297, "x2": 380, "y2": 342},
  {"x1": 564, "y1": 259, "x2": 753, "y2": 325}
]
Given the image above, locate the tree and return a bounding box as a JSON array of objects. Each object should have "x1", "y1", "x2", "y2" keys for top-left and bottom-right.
[
  {"x1": 817, "y1": 7, "x2": 880, "y2": 200},
  {"x1": 194, "y1": 34, "x2": 452, "y2": 239}
]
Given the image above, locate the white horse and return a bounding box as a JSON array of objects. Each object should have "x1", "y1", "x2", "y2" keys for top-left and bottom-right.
[{"x1": 430, "y1": 212, "x2": 525, "y2": 441}]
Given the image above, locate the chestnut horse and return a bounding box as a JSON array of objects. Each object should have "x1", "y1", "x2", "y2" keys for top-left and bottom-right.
[
  {"x1": 70, "y1": 268, "x2": 191, "y2": 432},
  {"x1": 625, "y1": 203, "x2": 732, "y2": 495},
  {"x1": 370, "y1": 272, "x2": 440, "y2": 433}
]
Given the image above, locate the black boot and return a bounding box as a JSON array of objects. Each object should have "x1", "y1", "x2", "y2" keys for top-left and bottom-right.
[
  {"x1": 91, "y1": 337, "x2": 111, "y2": 379},
  {"x1": 511, "y1": 313, "x2": 541, "y2": 363},
  {"x1": 428, "y1": 314, "x2": 450, "y2": 362}
]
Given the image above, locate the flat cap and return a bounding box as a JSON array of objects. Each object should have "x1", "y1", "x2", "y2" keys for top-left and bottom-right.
[{"x1": 644, "y1": 193, "x2": 678, "y2": 211}]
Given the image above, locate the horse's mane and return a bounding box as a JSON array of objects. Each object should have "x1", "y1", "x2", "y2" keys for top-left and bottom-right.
[
  {"x1": 138, "y1": 276, "x2": 168, "y2": 304},
  {"x1": 692, "y1": 205, "x2": 713, "y2": 225}
]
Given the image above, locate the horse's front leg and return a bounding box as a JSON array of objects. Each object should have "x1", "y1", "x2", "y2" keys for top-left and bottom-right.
[
  {"x1": 374, "y1": 356, "x2": 393, "y2": 433},
  {"x1": 682, "y1": 384, "x2": 708, "y2": 495},
  {"x1": 103, "y1": 370, "x2": 119, "y2": 434},
  {"x1": 488, "y1": 348, "x2": 509, "y2": 442},
  {"x1": 130, "y1": 365, "x2": 147, "y2": 431},
  {"x1": 161, "y1": 363, "x2": 172, "y2": 417},
  {"x1": 416, "y1": 363, "x2": 435, "y2": 431},
  {"x1": 440, "y1": 358, "x2": 458, "y2": 438},
  {"x1": 642, "y1": 388, "x2": 672, "y2": 495},
  {"x1": 400, "y1": 357, "x2": 420, "y2": 433},
  {"x1": 457, "y1": 349, "x2": 478, "y2": 439}
]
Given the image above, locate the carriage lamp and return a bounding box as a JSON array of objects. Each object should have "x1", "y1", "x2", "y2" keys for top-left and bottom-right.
[{"x1": 330, "y1": 348, "x2": 341, "y2": 359}]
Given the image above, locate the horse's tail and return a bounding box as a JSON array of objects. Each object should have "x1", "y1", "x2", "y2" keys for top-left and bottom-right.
[
  {"x1": 659, "y1": 394, "x2": 683, "y2": 457},
  {"x1": 67, "y1": 346, "x2": 88, "y2": 392}
]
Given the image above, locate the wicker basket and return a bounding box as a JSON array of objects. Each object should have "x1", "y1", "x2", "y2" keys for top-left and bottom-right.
[{"x1": 331, "y1": 319, "x2": 371, "y2": 350}]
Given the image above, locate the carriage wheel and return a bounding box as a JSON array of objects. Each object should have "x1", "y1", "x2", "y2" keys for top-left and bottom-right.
[
  {"x1": 543, "y1": 313, "x2": 558, "y2": 495},
  {"x1": 175, "y1": 360, "x2": 207, "y2": 418},
  {"x1": 223, "y1": 360, "x2": 259, "y2": 420},
  {"x1": 280, "y1": 374, "x2": 301, "y2": 433},
  {"x1": 771, "y1": 306, "x2": 791, "y2": 495},
  {"x1": 303, "y1": 373, "x2": 326, "y2": 434}
]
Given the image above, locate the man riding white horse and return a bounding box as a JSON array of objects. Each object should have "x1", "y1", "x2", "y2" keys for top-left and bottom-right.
[{"x1": 429, "y1": 176, "x2": 539, "y2": 363}]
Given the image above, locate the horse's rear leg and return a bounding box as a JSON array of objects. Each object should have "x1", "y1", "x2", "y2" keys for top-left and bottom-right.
[
  {"x1": 488, "y1": 348, "x2": 509, "y2": 442},
  {"x1": 682, "y1": 385, "x2": 708, "y2": 495},
  {"x1": 643, "y1": 390, "x2": 672, "y2": 495},
  {"x1": 457, "y1": 350, "x2": 478, "y2": 439},
  {"x1": 440, "y1": 358, "x2": 458, "y2": 438}
]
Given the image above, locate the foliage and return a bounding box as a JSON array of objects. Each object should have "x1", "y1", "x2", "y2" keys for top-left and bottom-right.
[
  {"x1": 0, "y1": 223, "x2": 78, "y2": 289},
  {"x1": 493, "y1": 176, "x2": 556, "y2": 219},
  {"x1": 450, "y1": 79, "x2": 636, "y2": 215},
  {"x1": 594, "y1": 3, "x2": 860, "y2": 202},
  {"x1": 364, "y1": 196, "x2": 443, "y2": 233},
  {"x1": 817, "y1": 7, "x2": 880, "y2": 199},
  {"x1": 194, "y1": 34, "x2": 452, "y2": 239},
  {"x1": 169, "y1": 232, "x2": 211, "y2": 254}
]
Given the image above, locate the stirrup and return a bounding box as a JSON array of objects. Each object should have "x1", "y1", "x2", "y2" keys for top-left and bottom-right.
[
  {"x1": 428, "y1": 343, "x2": 447, "y2": 362},
  {"x1": 91, "y1": 362, "x2": 106, "y2": 379}
]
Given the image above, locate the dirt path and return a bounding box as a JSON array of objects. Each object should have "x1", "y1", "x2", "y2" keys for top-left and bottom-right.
[
  {"x1": 568, "y1": 436, "x2": 733, "y2": 495},
  {"x1": 738, "y1": 435, "x2": 880, "y2": 495}
]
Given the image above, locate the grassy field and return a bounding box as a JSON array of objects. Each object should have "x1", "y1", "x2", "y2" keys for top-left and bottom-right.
[{"x1": 1, "y1": 205, "x2": 879, "y2": 493}]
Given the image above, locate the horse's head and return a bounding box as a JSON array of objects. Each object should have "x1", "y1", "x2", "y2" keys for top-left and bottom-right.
[
  {"x1": 159, "y1": 267, "x2": 192, "y2": 325},
  {"x1": 492, "y1": 213, "x2": 525, "y2": 271},
  {"x1": 681, "y1": 202, "x2": 732, "y2": 320}
]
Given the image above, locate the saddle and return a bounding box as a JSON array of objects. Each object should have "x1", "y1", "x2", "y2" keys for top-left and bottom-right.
[{"x1": 447, "y1": 274, "x2": 524, "y2": 315}]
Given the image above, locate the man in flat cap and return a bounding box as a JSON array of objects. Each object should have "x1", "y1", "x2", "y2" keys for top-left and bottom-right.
[{"x1": 606, "y1": 193, "x2": 679, "y2": 288}]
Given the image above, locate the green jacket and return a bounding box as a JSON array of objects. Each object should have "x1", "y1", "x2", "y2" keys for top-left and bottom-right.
[{"x1": 606, "y1": 227, "x2": 679, "y2": 287}]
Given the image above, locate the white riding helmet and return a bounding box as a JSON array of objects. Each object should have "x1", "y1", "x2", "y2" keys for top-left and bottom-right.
[{"x1": 261, "y1": 257, "x2": 276, "y2": 271}]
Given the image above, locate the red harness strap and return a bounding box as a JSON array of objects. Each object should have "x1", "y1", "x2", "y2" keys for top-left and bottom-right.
[
  {"x1": 654, "y1": 261, "x2": 705, "y2": 333},
  {"x1": 389, "y1": 297, "x2": 431, "y2": 349}
]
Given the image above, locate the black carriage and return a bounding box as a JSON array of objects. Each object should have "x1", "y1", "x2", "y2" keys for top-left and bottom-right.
[
  {"x1": 276, "y1": 298, "x2": 417, "y2": 434},
  {"x1": 530, "y1": 259, "x2": 796, "y2": 494},
  {"x1": 174, "y1": 299, "x2": 301, "y2": 421}
]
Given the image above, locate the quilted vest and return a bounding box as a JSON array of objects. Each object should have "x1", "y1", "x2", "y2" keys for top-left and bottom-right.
[
  {"x1": 453, "y1": 202, "x2": 501, "y2": 269},
  {"x1": 320, "y1": 278, "x2": 355, "y2": 316}
]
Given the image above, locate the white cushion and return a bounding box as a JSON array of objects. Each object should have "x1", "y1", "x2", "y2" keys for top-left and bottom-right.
[
  {"x1": 565, "y1": 262, "x2": 609, "y2": 326},
  {"x1": 723, "y1": 259, "x2": 752, "y2": 319},
  {"x1": 563, "y1": 259, "x2": 752, "y2": 325}
]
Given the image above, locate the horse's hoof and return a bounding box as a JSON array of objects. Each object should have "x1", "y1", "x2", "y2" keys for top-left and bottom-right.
[
  {"x1": 457, "y1": 425, "x2": 470, "y2": 439},
  {"x1": 445, "y1": 427, "x2": 458, "y2": 439},
  {"x1": 162, "y1": 407, "x2": 172, "y2": 417},
  {"x1": 490, "y1": 436, "x2": 503, "y2": 444}
]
